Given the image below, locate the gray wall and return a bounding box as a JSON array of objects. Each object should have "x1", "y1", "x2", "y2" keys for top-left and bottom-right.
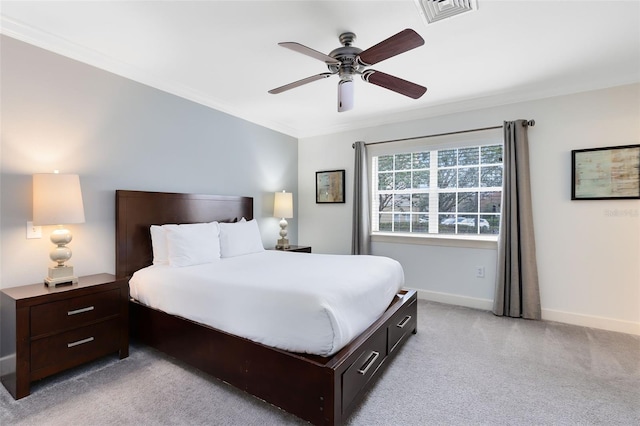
[{"x1": 0, "y1": 35, "x2": 299, "y2": 289}]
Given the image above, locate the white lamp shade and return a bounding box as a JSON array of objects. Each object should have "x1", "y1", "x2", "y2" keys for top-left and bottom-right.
[
  {"x1": 273, "y1": 191, "x2": 293, "y2": 218},
  {"x1": 33, "y1": 173, "x2": 85, "y2": 225}
]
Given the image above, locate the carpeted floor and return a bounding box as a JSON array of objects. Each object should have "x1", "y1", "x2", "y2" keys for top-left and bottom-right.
[{"x1": 2, "y1": 300, "x2": 639, "y2": 425}]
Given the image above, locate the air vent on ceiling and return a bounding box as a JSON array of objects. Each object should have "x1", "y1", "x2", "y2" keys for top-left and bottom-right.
[{"x1": 414, "y1": 0, "x2": 477, "y2": 24}]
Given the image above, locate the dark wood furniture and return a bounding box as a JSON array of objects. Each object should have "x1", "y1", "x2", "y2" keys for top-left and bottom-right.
[
  {"x1": 270, "y1": 244, "x2": 312, "y2": 253},
  {"x1": 116, "y1": 190, "x2": 417, "y2": 426},
  {"x1": 0, "y1": 273, "x2": 129, "y2": 399}
]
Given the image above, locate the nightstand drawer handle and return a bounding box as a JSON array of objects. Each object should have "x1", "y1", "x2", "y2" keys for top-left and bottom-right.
[
  {"x1": 68, "y1": 306, "x2": 94, "y2": 316},
  {"x1": 67, "y1": 337, "x2": 94, "y2": 348},
  {"x1": 397, "y1": 315, "x2": 412, "y2": 328},
  {"x1": 357, "y1": 351, "x2": 380, "y2": 375}
]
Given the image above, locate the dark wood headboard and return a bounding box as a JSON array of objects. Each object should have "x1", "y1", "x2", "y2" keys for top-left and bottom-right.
[{"x1": 115, "y1": 190, "x2": 253, "y2": 279}]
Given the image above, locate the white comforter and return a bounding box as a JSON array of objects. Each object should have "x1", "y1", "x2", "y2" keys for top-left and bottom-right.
[{"x1": 129, "y1": 250, "x2": 404, "y2": 356}]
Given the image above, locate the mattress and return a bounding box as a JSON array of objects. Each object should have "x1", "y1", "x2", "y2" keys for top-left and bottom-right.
[{"x1": 129, "y1": 250, "x2": 404, "y2": 356}]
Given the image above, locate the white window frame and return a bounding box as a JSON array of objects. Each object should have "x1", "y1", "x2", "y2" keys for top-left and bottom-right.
[{"x1": 368, "y1": 128, "x2": 503, "y2": 248}]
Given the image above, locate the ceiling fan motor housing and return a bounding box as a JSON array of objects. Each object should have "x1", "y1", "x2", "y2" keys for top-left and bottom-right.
[{"x1": 328, "y1": 32, "x2": 363, "y2": 81}]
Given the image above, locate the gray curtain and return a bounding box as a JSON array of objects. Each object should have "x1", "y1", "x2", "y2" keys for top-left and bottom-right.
[
  {"x1": 493, "y1": 120, "x2": 541, "y2": 319},
  {"x1": 352, "y1": 141, "x2": 371, "y2": 255}
]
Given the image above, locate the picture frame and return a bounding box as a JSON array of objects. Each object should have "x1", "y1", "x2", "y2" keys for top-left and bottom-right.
[
  {"x1": 316, "y1": 170, "x2": 345, "y2": 203},
  {"x1": 571, "y1": 144, "x2": 640, "y2": 200}
]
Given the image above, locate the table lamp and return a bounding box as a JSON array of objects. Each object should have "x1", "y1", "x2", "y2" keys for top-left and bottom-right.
[
  {"x1": 33, "y1": 172, "x2": 85, "y2": 287},
  {"x1": 273, "y1": 191, "x2": 293, "y2": 249}
]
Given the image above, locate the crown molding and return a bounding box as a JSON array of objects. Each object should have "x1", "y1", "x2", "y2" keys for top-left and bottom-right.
[
  {"x1": 3, "y1": 15, "x2": 637, "y2": 140},
  {"x1": 0, "y1": 15, "x2": 299, "y2": 137}
]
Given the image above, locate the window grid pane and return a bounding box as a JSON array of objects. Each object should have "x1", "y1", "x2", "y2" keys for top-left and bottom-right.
[{"x1": 373, "y1": 144, "x2": 502, "y2": 236}]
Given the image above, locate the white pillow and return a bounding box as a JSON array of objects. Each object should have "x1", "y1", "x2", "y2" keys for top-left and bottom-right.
[
  {"x1": 150, "y1": 225, "x2": 171, "y2": 265},
  {"x1": 164, "y1": 222, "x2": 221, "y2": 267},
  {"x1": 219, "y1": 219, "x2": 264, "y2": 258}
]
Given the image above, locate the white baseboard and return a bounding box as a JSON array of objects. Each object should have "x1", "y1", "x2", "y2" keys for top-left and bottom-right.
[
  {"x1": 0, "y1": 354, "x2": 16, "y2": 375},
  {"x1": 541, "y1": 308, "x2": 640, "y2": 336},
  {"x1": 412, "y1": 288, "x2": 640, "y2": 336},
  {"x1": 415, "y1": 289, "x2": 493, "y2": 311}
]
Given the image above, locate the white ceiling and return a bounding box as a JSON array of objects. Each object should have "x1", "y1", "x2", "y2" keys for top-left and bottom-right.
[{"x1": 1, "y1": 1, "x2": 639, "y2": 138}]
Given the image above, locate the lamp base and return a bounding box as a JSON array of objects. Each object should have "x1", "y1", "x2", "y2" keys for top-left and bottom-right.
[
  {"x1": 45, "y1": 265, "x2": 78, "y2": 287},
  {"x1": 276, "y1": 237, "x2": 290, "y2": 250}
]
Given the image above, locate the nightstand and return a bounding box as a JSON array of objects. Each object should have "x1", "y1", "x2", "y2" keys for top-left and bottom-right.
[
  {"x1": 0, "y1": 273, "x2": 129, "y2": 399},
  {"x1": 270, "y1": 245, "x2": 312, "y2": 253}
]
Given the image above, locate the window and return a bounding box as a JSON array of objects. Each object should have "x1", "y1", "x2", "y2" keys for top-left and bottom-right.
[{"x1": 372, "y1": 142, "x2": 503, "y2": 237}]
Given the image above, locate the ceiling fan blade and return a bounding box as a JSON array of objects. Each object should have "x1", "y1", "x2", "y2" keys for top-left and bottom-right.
[
  {"x1": 268, "y1": 73, "x2": 333, "y2": 94},
  {"x1": 362, "y1": 70, "x2": 427, "y2": 99},
  {"x1": 357, "y1": 29, "x2": 425, "y2": 66},
  {"x1": 278, "y1": 42, "x2": 340, "y2": 65}
]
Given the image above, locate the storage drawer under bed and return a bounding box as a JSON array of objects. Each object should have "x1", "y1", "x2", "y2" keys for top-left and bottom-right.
[
  {"x1": 341, "y1": 325, "x2": 387, "y2": 413},
  {"x1": 387, "y1": 298, "x2": 417, "y2": 354}
]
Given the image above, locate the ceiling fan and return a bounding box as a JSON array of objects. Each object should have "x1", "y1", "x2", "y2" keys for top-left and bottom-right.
[{"x1": 268, "y1": 29, "x2": 427, "y2": 112}]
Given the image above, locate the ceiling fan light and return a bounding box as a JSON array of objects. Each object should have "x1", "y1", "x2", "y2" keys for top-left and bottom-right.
[{"x1": 338, "y1": 80, "x2": 354, "y2": 112}]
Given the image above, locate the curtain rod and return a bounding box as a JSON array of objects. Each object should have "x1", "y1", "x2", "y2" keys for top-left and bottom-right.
[{"x1": 353, "y1": 119, "x2": 535, "y2": 148}]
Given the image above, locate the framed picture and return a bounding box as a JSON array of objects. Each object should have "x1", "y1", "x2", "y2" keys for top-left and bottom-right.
[
  {"x1": 316, "y1": 170, "x2": 345, "y2": 203},
  {"x1": 572, "y1": 144, "x2": 640, "y2": 200}
]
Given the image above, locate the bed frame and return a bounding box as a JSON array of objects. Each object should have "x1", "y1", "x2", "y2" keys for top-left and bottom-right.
[{"x1": 115, "y1": 190, "x2": 417, "y2": 425}]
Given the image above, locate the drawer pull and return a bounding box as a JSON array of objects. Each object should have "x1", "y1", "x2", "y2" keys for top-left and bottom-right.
[
  {"x1": 357, "y1": 351, "x2": 380, "y2": 375},
  {"x1": 67, "y1": 337, "x2": 94, "y2": 348},
  {"x1": 397, "y1": 315, "x2": 412, "y2": 328},
  {"x1": 68, "y1": 306, "x2": 94, "y2": 316}
]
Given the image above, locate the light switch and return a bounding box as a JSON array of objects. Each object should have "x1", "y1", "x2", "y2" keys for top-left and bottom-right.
[{"x1": 27, "y1": 221, "x2": 42, "y2": 239}]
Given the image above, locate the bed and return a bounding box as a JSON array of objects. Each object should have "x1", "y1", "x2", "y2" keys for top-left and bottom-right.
[{"x1": 116, "y1": 190, "x2": 417, "y2": 425}]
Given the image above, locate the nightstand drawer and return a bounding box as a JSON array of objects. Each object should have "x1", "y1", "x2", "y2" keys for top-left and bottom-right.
[
  {"x1": 1, "y1": 274, "x2": 128, "y2": 399},
  {"x1": 31, "y1": 288, "x2": 121, "y2": 337},
  {"x1": 30, "y1": 318, "x2": 121, "y2": 374}
]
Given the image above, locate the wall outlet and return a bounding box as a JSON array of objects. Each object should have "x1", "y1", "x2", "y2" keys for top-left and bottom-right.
[
  {"x1": 475, "y1": 266, "x2": 485, "y2": 278},
  {"x1": 27, "y1": 221, "x2": 42, "y2": 239}
]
